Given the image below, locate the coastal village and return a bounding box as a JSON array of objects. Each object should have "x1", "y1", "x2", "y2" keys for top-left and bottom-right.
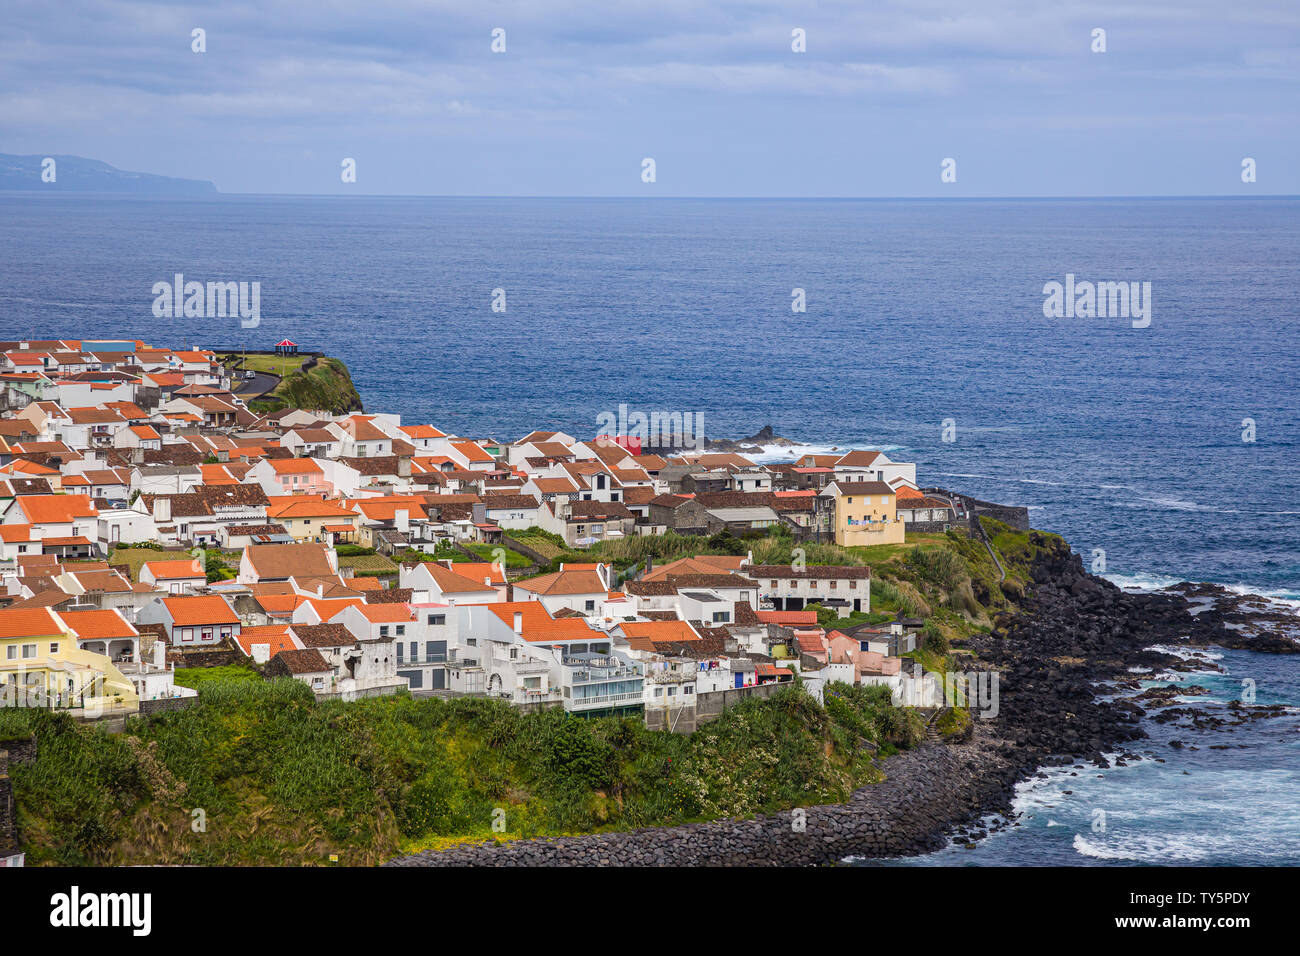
[{"x1": 0, "y1": 338, "x2": 1022, "y2": 746}]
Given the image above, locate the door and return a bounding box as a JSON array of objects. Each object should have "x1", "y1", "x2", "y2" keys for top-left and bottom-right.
[{"x1": 735, "y1": 672, "x2": 744, "y2": 688}]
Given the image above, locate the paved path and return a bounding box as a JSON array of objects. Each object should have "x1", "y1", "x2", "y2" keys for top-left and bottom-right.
[{"x1": 233, "y1": 370, "x2": 279, "y2": 398}]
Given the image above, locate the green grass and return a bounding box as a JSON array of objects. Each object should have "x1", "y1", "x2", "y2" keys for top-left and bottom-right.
[
  {"x1": 336, "y1": 553, "x2": 398, "y2": 574},
  {"x1": 1, "y1": 678, "x2": 918, "y2": 866},
  {"x1": 174, "y1": 664, "x2": 263, "y2": 690},
  {"x1": 236, "y1": 355, "x2": 362, "y2": 415},
  {"x1": 219, "y1": 353, "x2": 306, "y2": 377},
  {"x1": 508, "y1": 530, "x2": 574, "y2": 562},
  {"x1": 108, "y1": 545, "x2": 194, "y2": 582},
  {"x1": 458, "y1": 544, "x2": 532, "y2": 568}
]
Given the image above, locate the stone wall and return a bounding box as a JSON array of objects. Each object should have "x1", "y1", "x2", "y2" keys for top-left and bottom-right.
[
  {"x1": 0, "y1": 751, "x2": 15, "y2": 858},
  {"x1": 695, "y1": 681, "x2": 787, "y2": 723},
  {"x1": 165, "y1": 639, "x2": 242, "y2": 668},
  {"x1": 0, "y1": 738, "x2": 35, "y2": 860},
  {"x1": 499, "y1": 535, "x2": 555, "y2": 569},
  {"x1": 386, "y1": 732, "x2": 1019, "y2": 867},
  {"x1": 644, "y1": 704, "x2": 698, "y2": 734},
  {"x1": 139, "y1": 696, "x2": 197, "y2": 716},
  {"x1": 0, "y1": 736, "x2": 37, "y2": 766},
  {"x1": 644, "y1": 683, "x2": 791, "y2": 734}
]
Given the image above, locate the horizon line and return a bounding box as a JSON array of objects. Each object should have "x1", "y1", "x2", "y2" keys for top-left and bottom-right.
[{"x1": 3, "y1": 190, "x2": 1297, "y2": 202}]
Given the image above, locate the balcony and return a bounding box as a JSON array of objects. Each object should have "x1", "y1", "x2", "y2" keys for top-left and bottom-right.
[
  {"x1": 645, "y1": 668, "x2": 696, "y2": 684},
  {"x1": 494, "y1": 687, "x2": 562, "y2": 704},
  {"x1": 504, "y1": 659, "x2": 551, "y2": 676},
  {"x1": 568, "y1": 667, "x2": 640, "y2": 683},
  {"x1": 569, "y1": 691, "x2": 643, "y2": 710},
  {"x1": 396, "y1": 654, "x2": 447, "y2": 666},
  {"x1": 446, "y1": 650, "x2": 481, "y2": 668}
]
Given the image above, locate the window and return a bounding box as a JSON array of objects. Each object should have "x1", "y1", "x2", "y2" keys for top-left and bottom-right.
[
  {"x1": 5, "y1": 646, "x2": 16, "y2": 660},
  {"x1": 684, "y1": 685, "x2": 694, "y2": 695},
  {"x1": 396, "y1": 644, "x2": 404, "y2": 663},
  {"x1": 380, "y1": 625, "x2": 389, "y2": 637},
  {"x1": 829, "y1": 580, "x2": 837, "y2": 589},
  {"x1": 395, "y1": 625, "x2": 405, "y2": 636},
  {"x1": 427, "y1": 614, "x2": 445, "y2": 626},
  {"x1": 409, "y1": 641, "x2": 418, "y2": 660},
  {"x1": 771, "y1": 580, "x2": 778, "y2": 588},
  {"x1": 584, "y1": 600, "x2": 595, "y2": 612}
]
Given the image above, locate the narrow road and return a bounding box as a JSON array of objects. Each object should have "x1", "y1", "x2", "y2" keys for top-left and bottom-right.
[{"x1": 234, "y1": 370, "x2": 278, "y2": 398}]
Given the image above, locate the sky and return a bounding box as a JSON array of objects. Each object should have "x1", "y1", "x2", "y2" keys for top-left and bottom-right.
[{"x1": 1, "y1": 0, "x2": 1297, "y2": 196}]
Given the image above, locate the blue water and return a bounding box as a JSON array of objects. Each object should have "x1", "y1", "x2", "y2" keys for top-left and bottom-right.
[
  {"x1": 865, "y1": 647, "x2": 1300, "y2": 866},
  {"x1": 2, "y1": 195, "x2": 1296, "y2": 593},
  {"x1": 2, "y1": 195, "x2": 1297, "y2": 866}
]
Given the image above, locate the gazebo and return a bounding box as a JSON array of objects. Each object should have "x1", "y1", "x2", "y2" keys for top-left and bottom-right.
[{"x1": 274, "y1": 339, "x2": 298, "y2": 355}]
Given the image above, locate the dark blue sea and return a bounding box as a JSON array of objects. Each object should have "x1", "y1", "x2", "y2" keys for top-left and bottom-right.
[{"x1": 2, "y1": 194, "x2": 1297, "y2": 864}]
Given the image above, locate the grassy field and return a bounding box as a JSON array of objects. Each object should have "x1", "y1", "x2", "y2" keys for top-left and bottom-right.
[
  {"x1": 0, "y1": 680, "x2": 922, "y2": 866},
  {"x1": 507, "y1": 530, "x2": 572, "y2": 562},
  {"x1": 227, "y1": 355, "x2": 363, "y2": 415},
  {"x1": 108, "y1": 545, "x2": 195, "y2": 582},
  {"x1": 219, "y1": 352, "x2": 307, "y2": 377},
  {"x1": 336, "y1": 553, "x2": 399, "y2": 575},
  {"x1": 0, "y1": 518, "x2": 1061, "y2": 866},
  {"x1": 458, "y1": 544, "x2": 533, "y2": 568}
]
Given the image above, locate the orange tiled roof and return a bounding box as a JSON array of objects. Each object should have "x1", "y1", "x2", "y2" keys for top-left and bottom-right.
[{"x1": 161, "y1": 595, "x2": 239, "y2": 626}]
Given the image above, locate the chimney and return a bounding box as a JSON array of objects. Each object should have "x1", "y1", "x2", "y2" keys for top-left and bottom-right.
[
  {"x1": 152, "y1": 496, "x2": 171, "y2": 522},
  {"x1": 251, "y1": 643, "x2": 270, "y2": 664},
  {"x1": 513, "y1": 612, "x2": 522, "y2": 635},
  {"x1": 153, "y1": 640, "x2": 165, "y2": 667},
  {"x1": 484, "y1": 576, "x2": 492, "y2": 588},
  {"x1": 394, "y1": 508, "x2": 409, "y2": 533}
]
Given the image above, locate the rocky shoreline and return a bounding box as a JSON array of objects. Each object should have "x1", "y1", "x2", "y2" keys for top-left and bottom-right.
[
  {"x1": 387, "y1": 730, "x2": 1021, "y2": 867},
  {"x1": 387, "y1": 535, "x2": 1295, "y2": 867}
]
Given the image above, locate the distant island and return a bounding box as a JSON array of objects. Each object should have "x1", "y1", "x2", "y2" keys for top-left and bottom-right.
[{"x1": 0, "y1": 153, "x2": 218, "y2": 195}]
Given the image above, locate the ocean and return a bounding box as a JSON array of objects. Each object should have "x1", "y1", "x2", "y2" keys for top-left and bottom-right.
[
  {"x1": 860, "y1": 640, "x2": 1300, "y2": 867},
  {"x1": 2, "y1": 194, "x2": 1297, "y2": 865}
]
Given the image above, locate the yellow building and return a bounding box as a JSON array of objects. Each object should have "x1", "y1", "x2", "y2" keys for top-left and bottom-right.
[
  {"x1": 266, "y1": 498, "x2": 359, "y2": 543},
  {"x1": 826, "y1": 480, "x2": 905, "y2": 547},
  {"x1": 0, "y1": 608, "x2": 138, "y2": 714}
]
